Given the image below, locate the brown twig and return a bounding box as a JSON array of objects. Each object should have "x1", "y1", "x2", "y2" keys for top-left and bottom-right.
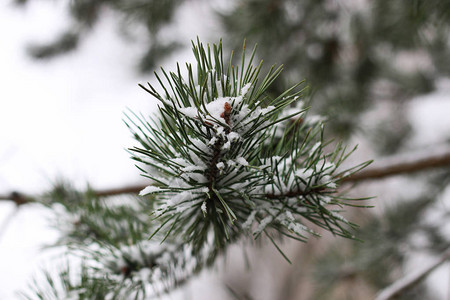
[
  {"x1": 0, "y1": 192, "x2": 32, "y2": 205},
  {"x1": 375, "y1": 248, "x2": 450, "y2": 300},
  {"x1": 266, "y1": 186, "x2": 327, "y2": 199},
  {"x1": 1, "y1": 146, "x2": 450, "y2": 204},
  {"x1": 342, "y1": 145, "x2": 450, "y2": 182},
  {"x1": 94, "y1": 184, "x2": 149, "y2": 198}
]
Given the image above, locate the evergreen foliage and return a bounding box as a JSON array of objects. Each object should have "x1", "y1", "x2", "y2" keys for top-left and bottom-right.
[
  {"x1": 221, "y1": 0, "x2": 450, "y2": 139},
  {"x1": 129, "y1": 38, "x2": 370, "y2": 255},
  {"x1": 12, "y1": 0, "x2": 450, "y2": 299},
  {"x1": 17, "y1": 0, "x2": 450, "y2": 140},
  {"x1": 22, "y1": 40, "x2": 371, "y2": 299},
  {"x1": 18, "y1": 0, "x2": 182, "y2": 72}
]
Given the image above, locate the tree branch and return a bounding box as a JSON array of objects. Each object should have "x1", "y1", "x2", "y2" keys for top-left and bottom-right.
[
  {"x1": 266, "y1": 186, "x2": 327, "y2": 199},
  {"x1": 1, "y1": 146, "x2": 450, "y2": 204},
  {"x1": 375, "y1": 248, "x2": 450, "y2": 300},
  {"x1": 93, "y1": 184, "x2": 150, "y2": 198},
  {"x1": 342, "y1": 145, "x2": 450, "y2": 182},
  {"x1": 0, "y1": 192, "x2": 32, "y2": 206}
]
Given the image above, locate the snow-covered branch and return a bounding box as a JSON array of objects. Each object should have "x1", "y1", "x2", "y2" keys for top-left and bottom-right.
[
  {"x1": 375, "y1": 248, "x2": 450, "y2": 300},
  {"x1": 1, "y1": 146, "x2": 450, "y2": 204}
]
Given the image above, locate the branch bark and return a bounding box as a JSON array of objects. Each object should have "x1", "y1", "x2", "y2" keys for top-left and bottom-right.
[
  {"x1": 342, "y1": 145, "x2": 450, "y2": 182},
  {"x1": 1, "y1": 146, "x2": 450, "y2": 204},
  {"x1": 375, "y1": 248, "x2": 450, "y2": 300}
]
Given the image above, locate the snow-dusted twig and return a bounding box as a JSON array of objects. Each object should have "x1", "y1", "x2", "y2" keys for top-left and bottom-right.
[
  {"x1": 375, "y1": 248, "x2": 450, "y2": 300},
  {"x1": 0, "y1": 147, "x2": 448, "y2": 203},
  {"x1": 1, "y1": 146, "x2": 450, "y2": 204},
  {"x1": 0, "y1": 191, "x2": 31, "y2": 205}
]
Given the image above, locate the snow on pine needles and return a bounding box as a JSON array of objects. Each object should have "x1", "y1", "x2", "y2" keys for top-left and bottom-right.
[{"x1": 126, "y1": 39, "x2": 371, "y2": 270}]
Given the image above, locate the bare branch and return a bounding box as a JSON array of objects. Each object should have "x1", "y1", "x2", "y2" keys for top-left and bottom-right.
[
  {"x1": 94, "y1": 184, "x2": 149, "y2": 198},
  {"x1": 375, "y1": 248, "x2": 450, "y2": 300},
  {"x1": 343, "y1": 145, "x2": 450, "y2": 182},
  {"x1": 1, "y1": 145, "x2": 450, "y2": 203},
  {"x1": 0, "y1": 192, "x2": 32, "y2": 205}
]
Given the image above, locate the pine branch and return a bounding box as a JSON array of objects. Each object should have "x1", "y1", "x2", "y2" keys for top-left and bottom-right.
[
  {"x1": 374, "y1": 248, "x2": 450, "y2": 300},
  {"x1": 93, "y1": 184, "x2": 150, "y2": 198},
  {"x1": 0, "y1": 191, "x2": 32, "y2": 205},
  {"x1": 343, "y1": 145, "x2": 450, "y2": 182},
  {"x1": 1, "y1": 146, "x2": 450, "y2": 204},
  {"x1": 265, "y1": 186, "x2": 326, "y2": 199}
]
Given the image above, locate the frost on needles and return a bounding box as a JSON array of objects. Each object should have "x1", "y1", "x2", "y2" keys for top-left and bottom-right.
[{"x1": 126, "y1": 39, "x2": 371, "y2": 282}]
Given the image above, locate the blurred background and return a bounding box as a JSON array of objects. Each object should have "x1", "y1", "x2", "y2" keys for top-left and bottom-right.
[{"x1": 1, "y1": 0, "x2": 450, "y2": 299}]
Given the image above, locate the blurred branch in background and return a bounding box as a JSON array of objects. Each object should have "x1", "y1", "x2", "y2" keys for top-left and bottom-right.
[
  {"x1": 1, "y1": 144, "x2": 450, "y2": 298},
  {"x1": 2, "y1": 145, "x2": 450, "y2": 205},
  {"x1": 343, "y1": 144, "x2": 450, "y2": 182},
  {"x1": 375, "y1": 248, "x2": 450, "y2": 300},
  {"x1": 15, "y1": 0, "x2": 183, "y2": 72}
]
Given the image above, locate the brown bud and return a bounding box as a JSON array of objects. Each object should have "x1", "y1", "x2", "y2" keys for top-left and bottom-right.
[{"x1": 221, "y1": 102, "x2": 232, "y2": 125}]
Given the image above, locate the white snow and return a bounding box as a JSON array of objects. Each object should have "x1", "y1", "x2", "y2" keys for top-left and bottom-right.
[
  {"x1": 179, "y1": 106, "x2": 198, "y2": 118},
  {"x1": 321, "y1": 196, "x2": 332, "y2": 204},
  {"x1": 139, "y1": 186, "x2": 162, "y2": 196},
  {"x1": 253, "y1": 215, "x2": 273, "y2": 235},
  {"x1": 240, "y1": 83, "x2": 252, "y2": 96},
  {"x1": 208, "y1": 97, "x2": 230, "y2": 117},
  {"x1": 222, "y1": 140, "x2": 231, "y2": 151},
  {"x1": 201, "y1": 201, "x2": 207, "y2": 214},
  {"x1": 295, "y1": 168, "x2": 314, "y2": 180},
  {"x1": 216, "y1": 162, "x2": 225, "y2": 172},
  {"x1": 208, "y1": 136, "x2": 218, "y2": 146},
  {"x1": 235, "y1": 157, "x2": 249, "y2": 166},
  {"x1": 287, "y1": 222, "x2": 308, "y2": 235},
  {"x1": 182, "y1": 165, "x2": 206, "y2": 172},
  {"x1": 243, "y1": 210, "x2": 257, "y2": 229},
  {"x1": 310, "y1": 142, "x2": 321, "y2": 154},
  {"x1": 227, "y1": 132, "x2": 240, "y2": 142},
  {"x1": 331, "y1": 211, "x2": 349, "y2": 224}
]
